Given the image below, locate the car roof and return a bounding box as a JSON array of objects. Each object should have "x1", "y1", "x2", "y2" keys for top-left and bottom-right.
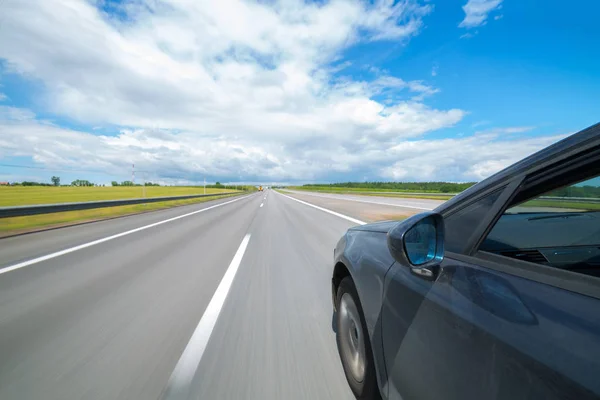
[{"x1": 438, "y1": 122, "x2": 600, "y2": 212}]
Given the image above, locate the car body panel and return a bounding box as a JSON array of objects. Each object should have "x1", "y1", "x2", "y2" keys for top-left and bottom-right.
[
  {"x1": 334, "y1": 226, "x2": 398, "y2": 398},
  {"x1": 381, "y1": 253, "x2": 600, "y2": 400},
  {"x1": 335, "y1": 228, "x2": 397, "y2": 332},
  {"x1": 349, "y1": 220, "x2": 398, "y2": 233}
]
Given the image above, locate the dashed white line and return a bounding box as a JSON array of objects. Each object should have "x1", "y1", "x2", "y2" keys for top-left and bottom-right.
[
  {"x1": 0, "y1": 195, "x2": 250, "y2": 276},
  {"x1": 160, "y1": 234, "x2": 251, "y2": 400},
  {"x1": 276, "y1": 191, "x2": 365, "y2": 225},
  {"x1": 260, "y1": 203, "x2": 264, "y2": 208}
]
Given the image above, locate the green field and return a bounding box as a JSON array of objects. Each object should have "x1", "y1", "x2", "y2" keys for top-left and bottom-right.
[
  {"x1": 0, "y1": 186, "x2": 238, "y2": 207},
  {"x1": 0, "y1": 193, "x2": 241, "y2": 236}
]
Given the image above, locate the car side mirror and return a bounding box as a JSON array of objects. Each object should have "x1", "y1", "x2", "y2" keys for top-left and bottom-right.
[{"x1": 387, "y1": 212, "x2": 445, "y2": 280}]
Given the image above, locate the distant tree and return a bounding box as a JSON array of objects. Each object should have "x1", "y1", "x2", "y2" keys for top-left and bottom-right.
[
  {"x1": 51, "y1": 176, "x2": 60, "y2": 186},
  {"x1": 439, "y1": 184, "x2": 455, "y2": 193},
  {"x1": 111, "y1": 181, "x2": 119, "y2": 186},
  {"x1": 71, "y1": 179, "x2": 94, "y2": 187},
  {"x1": 21, "y1": 181, "x2": 52, "y2": 186},
  {"x1": 121, "y1": 180, "x2": 134, "y2": 186}
]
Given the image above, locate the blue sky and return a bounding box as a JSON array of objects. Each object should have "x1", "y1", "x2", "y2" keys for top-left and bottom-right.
[{"x1": 0, "y1": 0, "x2": 598, "y2": 185}]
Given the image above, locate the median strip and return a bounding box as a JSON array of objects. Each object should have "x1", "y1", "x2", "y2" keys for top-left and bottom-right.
[
  {"x1": 0, "y1": 194, "x2": 246, "y2": 238},
  {"x1": 0, "y1": 192, "x2": 241, "y2": 218}
]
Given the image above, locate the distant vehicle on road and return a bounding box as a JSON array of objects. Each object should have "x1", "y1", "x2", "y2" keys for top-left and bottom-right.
[{"x1": 332, "y1": 123, "x2": 600, "y2": 400}]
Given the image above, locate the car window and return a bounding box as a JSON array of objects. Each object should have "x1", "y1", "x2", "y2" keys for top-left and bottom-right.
[
  {"x1": 444, "y1": 189, "x2": 503, "y2": 253},
  {"x1": 480, "y1": 175, "x2": 600, "y2": 277}
]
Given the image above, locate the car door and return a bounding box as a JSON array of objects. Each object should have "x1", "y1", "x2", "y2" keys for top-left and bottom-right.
[{"x1": 380, "y1": 169, "x2": 600, "y2": 399}]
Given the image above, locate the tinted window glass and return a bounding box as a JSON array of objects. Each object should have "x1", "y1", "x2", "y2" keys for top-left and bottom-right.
[
  {"x1": 444, "y1": 190, "x2": 503, "y2": 253},
  {"x1": 480, "y1": 175, "x2": 600, "y2": 277}
]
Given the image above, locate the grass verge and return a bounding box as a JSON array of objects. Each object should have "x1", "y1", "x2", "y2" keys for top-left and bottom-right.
[
  {"x1": 0, "y1": 193, "x2": 241, "y2": 237},
  {"x1": 0, "y1": 186, "x2": 240, "y2": 207},
  {"x1": 519, "y1": 200, "x2": 600, "y2": 211}
]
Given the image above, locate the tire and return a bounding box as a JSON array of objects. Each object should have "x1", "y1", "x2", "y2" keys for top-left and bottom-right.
[{"x1": 336, "y1": 277, "x2": 380, "y2": 400}]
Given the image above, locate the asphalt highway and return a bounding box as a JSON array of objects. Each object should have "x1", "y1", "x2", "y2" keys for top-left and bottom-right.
[
  {"x1": 282, "y1": 190, "x2": 443, "y2": 222},
  {"x1": 0, "y1": 190, "x2": 441, "y2": 400}
]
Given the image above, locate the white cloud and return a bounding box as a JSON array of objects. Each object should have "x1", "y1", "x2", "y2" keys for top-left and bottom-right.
[
  {"x1": 0, "y1": 0, "x2": 560, "y2": 183},
  {"x1": 459, "y1": 0, "x2": 503, "y2": 29},
  {"x1": 381, "y1": 132, "x2": 567, "y2": 182},
  {"x1": 0, "y1": 106, "x2": 35, "y2": 121},
  {"x1": 471, "y1": 120, "x2": 490, "y2": 128},
  {"x1": 0, "y1": 1, "x2": 442, "y2": 129},
  {"x1": 431, "y1": 64, "x2": 438, "y2": 77},
  {"x1": 0, "y1": 108, "x2": 566, "y2": 183},
  {"x1": 0, "y1": 93, "x2": 7, "y2": 101},
  {"x1": 476, "y1": 126, "x2": 536, "y2": 135}
]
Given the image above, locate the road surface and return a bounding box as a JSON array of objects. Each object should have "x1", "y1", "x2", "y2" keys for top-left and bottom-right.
[
  {"x1": 0, "y1": 190, "x2": 438, "y2": 400},
  {"x1": 282, "y1": 190, "x2": 444, "y2": 221}
]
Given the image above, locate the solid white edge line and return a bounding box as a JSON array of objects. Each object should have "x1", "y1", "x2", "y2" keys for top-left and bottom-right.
[
  {"x1": 286, "y1": 190, "x2": 433, "y2": 211},
  {"x1": 160, "y1": 233, "x2": 252, "y2": 400},
  {"x1": 0, "y1": 195, "x2": 251, "y2": 276},
  {"x1": 276, "y1": 191, "x2": 366, "y2": 225}
]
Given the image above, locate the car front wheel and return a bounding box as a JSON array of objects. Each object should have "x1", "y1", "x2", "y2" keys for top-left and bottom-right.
[{"x1": 336, "y1": 277, "x2": 379, "y2": 399}]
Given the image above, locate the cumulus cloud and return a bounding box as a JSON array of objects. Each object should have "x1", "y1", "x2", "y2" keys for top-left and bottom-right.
[
  {"x1": 459, "y1": 0, "x2": 503, "y2": 29},
  {"x1": 0, "y1": 0, "x2": 435, "y2": 129},
  {"x1": 0, "y1": 0, "x2": 559, "y2": 183},
  {"x1": 0, "y1": 107, "x2": 566, "y2": 183},
  {"x1": 380, "y1": 132, "x2": 567, "y2": 182},
  {"x1": 476, "y1": 126, "x2": 536, "y2": 135}
]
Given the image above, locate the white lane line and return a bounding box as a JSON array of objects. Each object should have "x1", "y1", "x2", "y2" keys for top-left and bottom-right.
[
  {"x1": 260, "y1": 203, "x2": 264, "y2": 208},
  {"x1": 0, "y1": 195, "x2": 251, "y2": 276},
  {"x1": 277, "y1": 191, "x2": 365, "y2": 225},
  {"x1": 161, "y1": 234, "x2": 251, "y2": 400},
  {"x1": 286, "y1": 191, "x2": 433, "y2": 211}
]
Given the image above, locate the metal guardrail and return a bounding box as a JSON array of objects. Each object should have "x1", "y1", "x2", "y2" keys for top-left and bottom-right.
[{"x1": 0, "y1": 192, "x2": 241, "y2": 218}]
